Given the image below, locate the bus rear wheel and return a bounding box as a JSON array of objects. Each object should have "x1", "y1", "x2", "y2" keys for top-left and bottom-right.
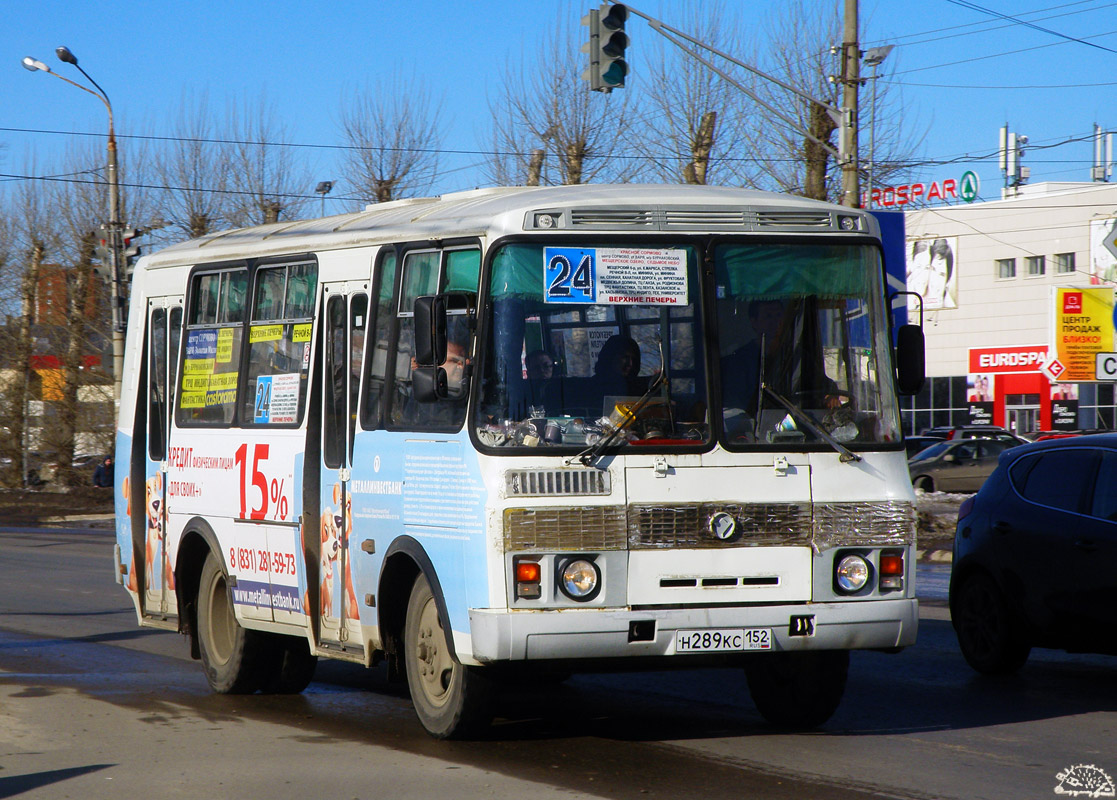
[
  {"x1": 197, "y1": 551, "x2": 267, "y2": 694},
  {"x1": 403, "y1": 574, "x2": 493, "y2": 739},
  {"x1": 745, "y1": 650, "x2": 849, "y2": 729}
]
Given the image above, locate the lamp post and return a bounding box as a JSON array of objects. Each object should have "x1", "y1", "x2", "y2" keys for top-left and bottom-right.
[
  {"x1": 22, "y1": 48, "x2": 125, "y2": 403},
  {"x1": 862, "y1": 44, "x2": 893, "y2": 208}
]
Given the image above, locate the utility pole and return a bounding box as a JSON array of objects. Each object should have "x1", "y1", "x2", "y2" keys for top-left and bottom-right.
[
  {"x1": 839, "y1": 0, "x2": 860, "y2": 207},
  {"x1": 607, "y1": 3, "x2": 862, "y2": 205}
]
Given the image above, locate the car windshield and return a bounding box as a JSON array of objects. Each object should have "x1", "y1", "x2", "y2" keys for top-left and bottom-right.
[
  {"x1": 474, "y1": 242, "x2": 708, "y2": 450},
  {"x1": 911, "y1": 442, "x2": 951, "y2": 461},
  {"x1": 714, "y1": 242, "x2": 902, "y2": 447}
]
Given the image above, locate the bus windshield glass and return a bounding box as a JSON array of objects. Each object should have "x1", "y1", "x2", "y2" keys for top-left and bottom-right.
[
  {"x1": 714, "y1": 241, "x2": 901, "y2": 447},
  {"x1": 475, "y1": 242, "x2": 709, "y2": 449}
]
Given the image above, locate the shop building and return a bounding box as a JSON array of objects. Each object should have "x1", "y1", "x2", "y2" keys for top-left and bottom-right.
[{"x1": 900, "y1": 181, "x2": 1117, "y2": 436}]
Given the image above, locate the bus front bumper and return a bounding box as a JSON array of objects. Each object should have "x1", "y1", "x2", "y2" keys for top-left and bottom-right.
[{"x1": 467, "y1": 598, "x2": 918, "y2": 662}]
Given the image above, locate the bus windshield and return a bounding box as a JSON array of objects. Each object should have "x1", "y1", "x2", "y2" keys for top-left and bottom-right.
[
  {"x1": 715, "y1": 241, "x2": 901, "y2": 447},
  {"x1": 475, "y1": 242, "x2": 709, "y2": 449},
  {"x1": 473, "y1": 239, "x2": 901, "y2": 452}
]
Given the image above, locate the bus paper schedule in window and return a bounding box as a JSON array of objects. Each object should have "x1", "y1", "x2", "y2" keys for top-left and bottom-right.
[{"x1": 544, "y1": 247, "x2": 688, "y2": 306}]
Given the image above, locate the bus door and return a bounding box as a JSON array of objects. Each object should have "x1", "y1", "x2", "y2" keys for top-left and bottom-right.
[
  {"x1": 318, "y1": 283, "x2": 368, "y2": 652},
  {"x1": 141, "y1": 297, "x2": 183, "y2": 619}
]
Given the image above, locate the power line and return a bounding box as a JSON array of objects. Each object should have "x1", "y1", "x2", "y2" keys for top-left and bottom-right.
[{"x1": 944, "y1": 0, "x2": 1117, "y2": 54}]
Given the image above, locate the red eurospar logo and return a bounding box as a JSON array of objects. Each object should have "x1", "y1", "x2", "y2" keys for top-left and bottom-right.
[
  {"x1": 1063, "y1": 292, "x2": 1083, "y2": 314},
  {"x1": 968, "y1": 345, "x2": 1048, "y2": 373}
]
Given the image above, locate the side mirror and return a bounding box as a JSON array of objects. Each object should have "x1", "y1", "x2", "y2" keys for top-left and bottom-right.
[
  {"x1": 895, "y1": 324, "x2": 925, "y2": 396},
  {"x1": 413, "y1": 295, "x2": 446, "y2": 368},
  {"x1": 412, "y1": 365, "x2": 447, "y2": 403},
  {"x1": 942, "y1": 453, "x2": 956, "y2": 463}
]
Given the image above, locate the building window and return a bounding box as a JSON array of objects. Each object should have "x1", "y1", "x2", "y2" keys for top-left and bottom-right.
[
  {"x1": 1025, "y1": 255, "x2": 1045, "y2": 276},
  {"x1": 1055, "y1": 252, "x2": 1076, "y2": 274},
  {"x1": 996, "y1": 258, "x2": 1016, "y2": 279}
]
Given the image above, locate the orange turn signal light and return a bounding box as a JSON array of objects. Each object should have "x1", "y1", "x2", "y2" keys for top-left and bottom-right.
[
  {"x1": 516, "y1": 561, "x2": 541, "y2": 583},
  {"x1": 879, "y1": 553, "x2": 904, "y2": 576}
]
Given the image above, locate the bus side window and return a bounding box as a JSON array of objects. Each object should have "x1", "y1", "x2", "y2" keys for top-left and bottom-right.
[
  {"x1": 388, "y1": 247, "x2": 477, "y2": 430},
  {"x1": 177, "y1": 268, "x2": 247, "y2": 427},
  {"x1": 148, "y1": 308, "x2": 167, "y2": 460},
  {"x1": 361, "y1": 250, "x2": 398, "y2": 429},
  {"x1": 390, "y1": 250, "x2": 439, "y2": 428},
  {"x1": 241, "y1": 260, "x2": 318, "y2": 427}
]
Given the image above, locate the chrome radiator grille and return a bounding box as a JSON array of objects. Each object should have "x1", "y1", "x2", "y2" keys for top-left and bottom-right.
[
  {"x1": 628, "y1": 503, "x2": 812, "y2": 549},
  {"x1": 813, "y1": 502, "x2": 917, "y2": 549},
  {"x1": 504, "y1": 506, "x2": 628, "y2": 551},
  {"x1": 503, "y1": 501, "x2": 915, "y2": 552}
]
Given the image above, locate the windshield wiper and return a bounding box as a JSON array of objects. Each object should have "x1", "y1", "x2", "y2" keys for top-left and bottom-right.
[
  {"x1": 762, "y1": 384, "x2": 862, "y2": 464},
  {"x1": 570, "y1": 371, "x2": 667, "y2": 468}
]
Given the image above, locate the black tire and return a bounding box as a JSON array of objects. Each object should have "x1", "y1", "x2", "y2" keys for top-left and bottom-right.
[
  {"x1": 952, "y1": 573, "x2": 1030, "y2": 675},
  {"x1": 745, "y1": 650, "x2": 849, "y2": 730},
  {"x1": 259, "y1": 635, "x2": 318, "y2": 695},
  {"x1": 197, "y1": 551, "x2": 267, "y2": 694},
  {"x1": 403, "y1": 574, "x2": 493, "y2": 739},
  {"x1": 913, "y1": 476, "x2": 935, "y2": 494}
]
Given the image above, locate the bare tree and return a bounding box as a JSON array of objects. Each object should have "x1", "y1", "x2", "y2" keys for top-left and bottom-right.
[
  {"x1": 225, "y1": 94, "x2": 312, "y2": 226},
  {"x1": 339, "y1": 74, "x2": 443, "y2": 204},
  {"x1": 631, "y1": 3, "x2": 757, "y2": 186},
  {"x1": 50, "y1": 142, "x2": 118, "y2": 484},
  {"x1": 484, "y1": 14, "x2": 637, "y2": 187},
  {"x1": 740, "y1": 1, "x2": 921, "y2": 202},
  {"x1": 0, "y1": 161, "x2": 56, "y2": 487},
  {"x1": 152, "y1": 91, "x2": 230, "y2": 238}
]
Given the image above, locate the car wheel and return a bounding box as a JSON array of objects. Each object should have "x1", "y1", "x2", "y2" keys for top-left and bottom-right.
[
  {"x1": 403, "y1": 574, "x2": 494, "y2": 739},
  {"x1": 913, "y1": 476, "x2": 934, "y2": 494},
  {"x1": 745, "y1": 650, "x2": 849, "y2": 729},
  {"x1": 197, "y1": 551, "x2": 267, "y2": 694},
  {"x1": 952, "y1": 573, "x2": 1030, "y2": 675}
]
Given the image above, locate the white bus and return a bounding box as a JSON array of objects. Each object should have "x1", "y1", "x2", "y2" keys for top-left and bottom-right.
[{"x1": 114, "y1": 184, "x2": 925, "y2": 738}]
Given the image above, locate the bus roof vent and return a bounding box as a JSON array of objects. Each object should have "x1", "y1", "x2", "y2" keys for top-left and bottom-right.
[
  {"x1": 505, "y1": 469, "x2": 612, "y2": 497},
  {"x1": 753, "y1": 210, "x2": 834, "y2": 229},
  {"x1": 570, "y1": 209, "x2": 655, "y2": 228},
  {"x1": 663, "y1": 209, "x2": 747, "y2": 229}
]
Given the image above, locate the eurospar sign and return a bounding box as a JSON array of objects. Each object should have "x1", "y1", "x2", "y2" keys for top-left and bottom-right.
[
  {"x1": 968, "y1": 345, "x2": 1047, "y2": 374},
  {"x1": 865, "y1": 171, "x2": 981, "y2": 209}
]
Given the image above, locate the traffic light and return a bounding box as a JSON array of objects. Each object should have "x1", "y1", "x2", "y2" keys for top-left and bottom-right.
[
  {"x1": 121, "y1": 227, "x2": 142, "y2": 276},
  {"x1": 92, "y1": 223, "x2": 113, "y2": 281},
  {"x1": 581, "y1": 3, "x2": 628, "y2": 92}
]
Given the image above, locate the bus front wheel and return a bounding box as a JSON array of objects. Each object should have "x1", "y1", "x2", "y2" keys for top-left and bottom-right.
[
  {"x1": 745, "y1": 650, "x2": 849, "y2": 729},
  {"x1": 197, "y1": 551, "x2": 267, "y2": 694},
  {"x1": 403, "y1": 574, "x2": 493, "y2": 739}
]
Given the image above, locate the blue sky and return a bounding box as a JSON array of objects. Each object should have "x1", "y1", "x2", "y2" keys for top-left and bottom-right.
[{"x1": 3, "y1": 0, "x2": 1116, "y2": 215}]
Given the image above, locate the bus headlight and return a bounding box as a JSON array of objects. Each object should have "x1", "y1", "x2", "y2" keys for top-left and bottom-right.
[
  {"x1": 557, "y1": 557, "x2": 601, "y2": 602},
  {"x1": 835, "y1": 554, "x2": 870, "y2": 594}
]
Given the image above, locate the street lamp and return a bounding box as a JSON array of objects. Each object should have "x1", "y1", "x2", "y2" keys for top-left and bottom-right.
[
  {"x1": 22, "y1": 47, "x2": 125, "y2": 404},
  {"x1": 863, "y1": 44, "x2": 894, "y2": 208},
  {"x1": 314, "y1": 181, "x2": 334, "y2": 217}
]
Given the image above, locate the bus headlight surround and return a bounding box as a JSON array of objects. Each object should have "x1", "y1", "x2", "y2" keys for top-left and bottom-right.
[
  {"x1": 557, "y1": 557, "x2": 601, "y2": 602},
  {"x1": 835, "y1": 553, "x2": 871, "y2": 594}
]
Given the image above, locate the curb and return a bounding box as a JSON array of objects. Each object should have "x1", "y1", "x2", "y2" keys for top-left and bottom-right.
[{"x1": 916, "y1": 548, "x2": 953, "y2": 564}]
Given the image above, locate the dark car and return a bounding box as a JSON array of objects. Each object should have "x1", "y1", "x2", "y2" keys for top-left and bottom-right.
[
  {"x1": 908, "y1": 438, "x2": 1018, "y2": 494},
  {"x1": 950, "y1": 434, "x2": 1117, "y2": 673}
]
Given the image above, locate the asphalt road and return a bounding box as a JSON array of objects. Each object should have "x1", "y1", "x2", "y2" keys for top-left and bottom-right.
[{"x1": 0, "y1": 527, "x2": 1114, "y2": 800}]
